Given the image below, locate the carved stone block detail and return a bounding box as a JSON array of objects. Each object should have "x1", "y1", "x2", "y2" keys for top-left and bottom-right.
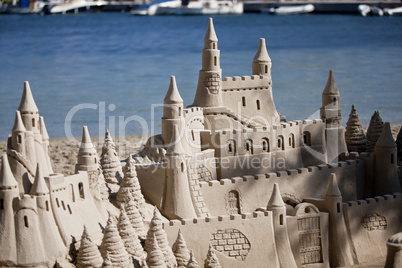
[
  {"x1": 210, "y1": 229, "x2": 250, "y2": 261},
  {"x1": 361, "y1": 213, "x2": 387, "y2": 231}
]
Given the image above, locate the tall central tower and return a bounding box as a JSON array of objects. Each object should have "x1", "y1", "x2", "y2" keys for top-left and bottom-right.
[{"x1": 192, "y1": 18, "x2": 223, "y2": 108}]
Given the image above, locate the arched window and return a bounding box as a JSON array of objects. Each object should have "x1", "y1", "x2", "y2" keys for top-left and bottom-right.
[
  {"x1": 245, "y1": 139, "x2": 253, "y2": 154},
  {"x1": 24, "y1": 216, "x2": 29, "y2": 228},
  {"x1": 256, "y1": 100, "x2": 261, "y2": 110},
  {"x1": 280, "y1": 214, "x2": 284, "y2": 225},
  {"x1": 227, "y1": 140, "x2": 236, "y2": 155},
  {"x1": 303, "y1": 131, "x2": 311, "y2": 146},
  {"x1": 277, "y1": 136, "x2": 284, "y2": 150},
  {"x1": 213, "y1": 43, "x2": 216, "y2": 49},
  {"x1": 242, "y1": 96, "x2": 246, "y2": 107},
  {"x1": 18, "y1": 134, "x2": 22, "y2": 144},
  {"x1": 333, "y1": 97, "x2": 337, "y2": 106},
  {"x1": 227, "y1": 190, "x2": 240, "y2": 214},
  {"x1": 289, "y1": 133, "x2": 295, "y2": 148},
  {"x1": 78, "y1": 182, "x2": 85, "y2": 199},
  {"x1": 262, "y1": 138, "x2": 269, "y2": 152}
]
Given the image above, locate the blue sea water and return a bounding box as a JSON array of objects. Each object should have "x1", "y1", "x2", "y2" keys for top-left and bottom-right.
[{"x1": 0, "y1": 13, "x2": 401, "y2": 139}]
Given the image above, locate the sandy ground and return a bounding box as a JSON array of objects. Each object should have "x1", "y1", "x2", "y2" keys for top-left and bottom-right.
[{"x1": 0, "y1": 125, "x2": 400, "y2": 176}]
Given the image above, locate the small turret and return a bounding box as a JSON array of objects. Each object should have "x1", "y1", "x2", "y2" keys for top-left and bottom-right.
[
  {"x1": 163, "y1": 76, "x2": 184, "y2": 119},
  {"x1": 252, "y1": 38, "x2": 272, "y2": 77},
  {"x1": 18, "y1": 81, "x2": 39, "y2": 132},
  {"x1": 320, "y1": 70, "x2": 341, "y2": 127},
  {"x1": 30, "y1": 163, "x2": 49, "y2": 196},
  {"x1": 267, "y1": 183, "x2": 297, "y2": 268},
  {"x1": 204, "y1": 18, "x2": 218, "y2": 49},
  {"x1": 0, "y1": 154, "x2": 18, "y2": 190},
  {"x1": 76, "y1": 126, "x2": 99, "y2": 172},
  {"x1": 374, "y1": 122, "x2": 401, "y2": 195},
  {"x1": 11, "y1": 110, "x2": 26, "y2": 155}
]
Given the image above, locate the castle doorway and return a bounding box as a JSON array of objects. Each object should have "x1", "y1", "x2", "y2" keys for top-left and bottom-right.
[{"x1": 227, "y1": 190, "x2": 241, "y2": 214}]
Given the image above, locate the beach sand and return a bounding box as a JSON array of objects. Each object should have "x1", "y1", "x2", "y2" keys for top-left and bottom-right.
[{"x1": 0, "y1": 125, "x2": 400, "y2": 176}]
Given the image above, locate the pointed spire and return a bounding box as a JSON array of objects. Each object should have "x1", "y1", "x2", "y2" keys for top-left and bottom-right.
[
  {"x1": 18, "y1": 81, "x2": 39, "y2": 113},
  {"x1": 323, "y1": 70, "x2": 339, "y2": 95},
  {"x1": 253, "y1": 38, "x2": 271, "y2": 63},
  {"x1": 375, "y1": 122, "x2": 396, "y2": 148},
  {"x1": 167, "y1": 125, "x2": 186, "y2": 156},
  {"x1": 267, "y1": 183, "x2": 285, "y2": 209},
  {"x1": 326, "y1": 173, "x2": 341, "y2": 197},
  {"x1": 78, "y1": 126, "x2": 97, "y2": 154},
  {"x1": 39, "y1": 116, "x2": 49, "y2": 140},
  {"x1": 368, "y1": 112, "x2": 384, "y2": 152},
  {"x1": 0, "y1": 154, "x2": 18, "y2": 189},
  {"x1": 12, "y1": 110, "x2": 26, "y2": 132},
  {"x1": 30, "y1": 163, "x2": 49, "y2": 195},
  {"x1": 164, "y1": 76, "x2": 183, "y2": 104},
  {"x1": 204, "y1": 18, "x2": 218, "y2": 43}
]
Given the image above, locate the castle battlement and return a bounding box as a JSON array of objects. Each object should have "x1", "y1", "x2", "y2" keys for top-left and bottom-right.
[
  {"x1": 222, "y1": 75, "x2": 270, "y2": 92},
  {"x1": 16, "y1": 194, "x2": 37, "y2": 212},
  {"x1": 346, "y1": 193, "x2": 402, "y2": 208}
]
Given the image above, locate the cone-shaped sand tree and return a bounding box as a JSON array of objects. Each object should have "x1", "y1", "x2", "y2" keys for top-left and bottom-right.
[
  {"x1": 345, "y1": 105, "x2": 368, "y2": 153},
  {"x1": 172, "y1": 229, "x2": 190, "y2": 268},
  {"x1": 204, "y1": 244, "x2": 221, "y2": 268},
  {"x1": 76, "y1": 226, "x2": 103, "y2": 268}
]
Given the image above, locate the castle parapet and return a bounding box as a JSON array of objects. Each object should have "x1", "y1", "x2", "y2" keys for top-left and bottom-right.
[{"x1": 222, "y1": 75, "x2": 269, "y2": 91}]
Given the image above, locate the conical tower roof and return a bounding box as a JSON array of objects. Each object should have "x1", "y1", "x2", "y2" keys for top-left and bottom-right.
[
  {"x1": 375, "y1": 122, "x2": 396, "y2": 148},
  {"x1": 0, "y1": 154, "x2": 18, "y2": 189},
  {"x1": 253, "y1": 38, "x2": 271, "y2": 63},
  {"x1": 323, "y1": 70, "x2": 339, "y2": 95},
  {"x1": 326, "y1": 173, "x2": 341, "y2": 197},
  {"x1": 12, "y1": 110, "x2": 26, "y2": 132},
  {"x1": 39, "y1": 116, "x2": 49, "y2": 140},
  {"x1": 30, "y1": 163, "x2": 49, "y2": 195},
  {"x1": 79, "y1": 126, "x2": 97, "y2": 154},
  {"x1": 18, "y1": 81, "x2": 39, "y2": 113},
  {"x1": 267, "y1": 183, "x2": 284, "y2": 209},
  {"x1": 167, "y1": 125, "x2": 186, "y2": 156},
  {"x1": 164, "y1": 76, "x2": 183, "y2": 104},
  {"x1": 204, "y1": 18, "x2": 218, "y2": 43}
]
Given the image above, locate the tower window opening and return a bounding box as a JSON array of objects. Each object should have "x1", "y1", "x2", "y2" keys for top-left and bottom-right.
[
  {"x1": 79, "y1": 182, "x2": 85, "y2": 199},
  {"x1": 67, "y1": 205, "x2": 72, "y2": 214},
  {"x1": 61, "y1": 201, "x2": 66, "y2": 210},
  {"x1": 303, "y1": 131, "x2": 311, "y2": 146},
  {"x1": 265, "y1": 65, "x2": 268, "y2": 74},
  {"x1": 32, "y1": 118, "x2": 35, "y2": 127},
  {"x1": 178, "y1": 107, "x2": 182, "y2": 116},
  {"x1": 391, "y1": 154, "x2": 394, "y2": 164},
  {"x1": 242, "y1": 96, "x2": 246, "y2": 107},
  {"x1": 333, "y1": 97, "x2": 337, "y2": 106},
  {"x1": 337, "y1": 203, "x2": 341, "y2": 213},
  {"x1": 280, "y1": 214, "x2": 284, "y2": 225},
  {"x1": 277, "y1": 136, "x2": 284, "y2": 150},
  {"x1": 94, "y1": 158, "x2": 97, "y2": 164},
  {"x1": 228, "y1": 143, "x2": 233, "y2": 153},
  {"x1": 213, "y1": 43, "x2": 216, "y2": 49},
  {"x1": 245, "y1": 140, "x2": 253, "y2": 154},
  {"x1": 18, "y1": 134, "x2": 22, "y2": 144},
  {"x1": 214, "y1": 56, "x2": 217, "y2": 66},
  {"x1": 24, "y1": 216, "x2": 29, "y2": 228},
  {"x1": 227, "y1": 140, "x2": 236, "y2": 155},
  {"x1": 181, "y1": 162, "x2": 184, "y2": 172},
  {"x1": 262, "y1": 138, "x2": 269, "y2": 152},
  {"x1": 56, "y1": 198, "x2": 60, "y2": 207},
  {"x1": 0, "y1": 199, "x2": 3, "y2": 210},
  {"x1": 256, "y1": 100, "x2": 261, "y2": 110},
  {"x1": 70, "y1": 184, "x2": 75, "y2": 202},
  {"x1": 191, "y1": 130, "x2": 195, "y2": 141},
  {"x1": 46, "y1": 201, "x2": 49, "y2": 211}
]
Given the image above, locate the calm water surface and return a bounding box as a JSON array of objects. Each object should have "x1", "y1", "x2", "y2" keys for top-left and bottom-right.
[{"x1": 0, "y1": 13, "x2": 401, "y2": 139}]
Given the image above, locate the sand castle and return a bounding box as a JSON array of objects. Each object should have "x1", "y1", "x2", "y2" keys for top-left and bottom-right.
[{"x1": 0, "y1": 18, "x2": 401, "y2": 268}]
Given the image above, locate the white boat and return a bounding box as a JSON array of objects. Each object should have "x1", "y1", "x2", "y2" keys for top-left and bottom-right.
[
  {"x1": 130, "y1": 0, "x2": 181, "y2": 16},
  {"x1": 265, "y1": 4, "x2": 314, "y2": 15},
  {"x1": 357, "y1": 4, "x2": 384, "y2": 16},
  {"x1": 174, "y1": 0, "x2": 243, "y2": 15},
  {"x1": 384, "y1": 6, "x2": 402, "y2": 16},
  {"x1": 49, "y1": 0, "x2": 107, "y2": 14}
]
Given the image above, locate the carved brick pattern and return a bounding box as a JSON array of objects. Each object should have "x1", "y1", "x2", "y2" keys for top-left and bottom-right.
[
  {"x1": 196, "y1": 164, "x2": 212, "y2": 182},
  {"x1": 205, "y1": 74, "x2": 220, "y2": 95},
  {"x1": 188, "y1": 163, "x2": 209, "y2": 217},
  {"x1": 297, "y1": 217, "x2": 323, "y2": 265},
  {"x1": 361, "y1": 213, "x2": 387, "y2": 231},
  {"x1": 210, "y1": 229, "x2": 250, "y2": 261}
]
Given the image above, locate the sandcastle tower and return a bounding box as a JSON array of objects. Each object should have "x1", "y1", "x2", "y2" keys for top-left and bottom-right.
[
  {"x1": 145, "y1": 208, "x2": 177, "y2": 268},
  {"x1": 162, "y1": 125, "x2": 197, "y2": 220},
  {"x1": 115, "y1": 155, "x2": 146, "y2": 216},
  {"x1": 147, "y1": 234, "x2": 167, "y2": 268},
  {"x1": 192, "y1": 18, "x2": 223, "y2": 108},
  {"x1": 324, "y1": 173, "x2": 354, "y2": 267},
  {"x1": 385, "y1": 232, "x2": 402, "y2": 268},
  {"x1": 373, "y1": 122, "x2": 401, "y2": 195},
  {"x1": 0, "y1": 154, "x2": 19, "y2": 264},
  {"x1": 320, "y1": 70, "x2": 347, "y2": 162},
  {"x1": 204, "y1": 244, "x2": 221, "y2": 268},
  {"x1": 367, "y1": 111, "x2": 384, "y2": 152},
  {"x1": 100, "y1": 214, "x2": 133, "y2": 268},
  {"x1": 267, "y1": 183, "x2": 297, "y2": 268},
  {"x1": 345, "y1": 105, "x2": 368, "y2": 153},
  {"x1": 252, "y1": 38, "x2": 272, "y2": 78},
  {"x1": 172, "y1": 229, "x2": 191, "y2": 268},
  {"x1": 76, "y1": 226, "x2": 103, "y2": 268},
  {"x1": 117, "y1": 207, "x2": 146, "y2": 264},
  {"x1": 100, "y1": 130, "x2": 123, "y2": 185}
]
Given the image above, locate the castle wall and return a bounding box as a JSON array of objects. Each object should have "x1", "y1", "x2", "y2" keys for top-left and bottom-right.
[
  {"x1": 200, "y1": 160, "x2": 363, "y2": 216},
  {"x1": 343, "y1": 193, "x2": 402, "y2": 264},
  {"x1": 136, "y1": 163, "x2": 165, "y2": 208},
  {"x1": 163, "y1": 211, "x2": 280, "y2": 268},
  {"x1": 47, "y1": 172, "x2": 106, "y2": 246}
]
